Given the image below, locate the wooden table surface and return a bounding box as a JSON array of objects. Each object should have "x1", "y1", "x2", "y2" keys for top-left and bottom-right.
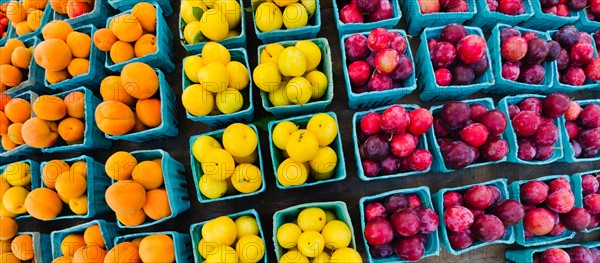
[{"x1": 20, "y1": 1, "x2": 600, "y2": 262}]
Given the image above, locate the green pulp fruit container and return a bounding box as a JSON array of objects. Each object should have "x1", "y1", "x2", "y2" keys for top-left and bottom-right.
[
  {"x1": 518, "y1": 0, "x2": 579, "y2": 31},
  {"x1": 571, "y1": 169, "x2": 600, "y2": 233},
  {"x1": 402, "y1": 0, "x2": 477, "y2": 36},
  {"x1": 468, "y1": 0, "x2": 534, "y2": 31},
  {"x1": 272, "y1": 201, "x2": 357, "y2": 261}
]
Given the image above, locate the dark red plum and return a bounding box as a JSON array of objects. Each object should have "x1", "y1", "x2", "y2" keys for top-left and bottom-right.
[
  {"x1": 470, "y1": 104, "x2": 488, "y2": 122},
  {"x1": 578, "y1": 104, "x2": 600, "y2": 129},
  {"x1": 464, "y1": 185, "x2": 493, "y2": 210},
  {"x1": 520, "y1": 180, "x2": 549, "y2": 205},
  {"x1": 389, "y1": 54, "x2": 413, "y2": 81},
  {"x1": 493, "y1": 199, "x2": 525, "y2": 226},
  {"x1": 431, "y1": 42, "x2": 457, "y2": 68},
  {"x1": 460, "y1": 123, "x2": 489, "y2": 147},
  {"x1": 542, "y1": 248, "x2": 570, "y2": 263},
  {"x1": 427, "y1": 38, "x2": 438, "y2": 51},
  {"x1": 519, "y1": 64, "x2": 545, "y2": 84},
  {"x1": 380, "y1": 155, "x2": 401, "y2": 175},
  {"x1": 570, "y1": 42, "x2": 595, "y2": 65},
  {"x1": 363, "y1": 135, "x2": 390, "y2": 161},
  {"x1": 480, "y1": 138, "x2": 509, "y2": 161},
  {"x1": 562, "y1": 66, "x2": 586, "y2": 86},
  {"x1": 502, "y1": 62, "x2": 521, "y2": 81},
  {"x1": 584, "y1": 194, "x2": 600, "y2": 214},
  {"x1": 440, "y1": 24, "x2": 467, "y2": 45},
  {"x1": 546, "y1": 189, "x2": 575, "y2": 213},
  {"x1": 522, "y1": 32, "x2": 539, "y2": 42},
  {"x1": 368, "y1": 28, "x2": 391, "y2": 52},
  {"x1": 518, "y1": 139, "x2": 537, "y2": 161},
  {"x1": 394, "y1": 235, "x2": 425, "y2": 261},
  {"x1": 451, "y1": 64, "x2": 475, "y2": 85},
  {"x1": 368, "y1": 71, "x2": 394, "y2": 91},
  {"x1": 363, "y1": 160, "x2": 381, "y2": 177},
  {"x1": 471, "y1": 214, "x2": 506, "y2": 242},
  {"x1": 535, "y1": 144, "x2": 555, "y2": 160},
  {"x1": 407, "y1": 194, "x2": 421, "y2": 210},
  {"x1": 470, "y1": 208, "x2": 485, "y2": 219},
  {"x1": 445, "y1": 0, "x2": 469, "y2": 12},
  {"x1": 444, "y1": 205, "x2": 474, "y2": 232},
  {"x1": 512, "y1": 111, "x2": 541, "y2": 137},
  {"x1": 407, "y1": 149, "x2": 433, "y2": 171},
  {"x1": 567, "y1": 0, "x2": 587, "y2": 10},
  {"x1": 581, "y1": 174, "x2": 600, "y2": 195},
  {"x1": 365, "y1": 218, "x2": 395, "y2": 246},
  {"x1": 457, "y1": 35, "x2": 487, "y2": 65},
  {"x1": 502, "y1": 36, "x2": 528, "y2": 62},
  {"x1": 385, "y1": 193, "x2": 408, "y2": 213},
  {"x1": 556, "y1": 4, "x2": 570, "y2": 17},
  {"x1": 442, "y1": 141, "x2": 477, "y2": 169},
  {"x1": 370, "y1": 242, "x2": 394, "y2": 258},
  {"x1": 548, "y1": 177, "x2": 572, "y2": 192},
  {"x1": 416, "y1": 207, "x2": 439, "y2": 234},
  {"x1": 579, "y1": 32, "x2": 593, "y2": 44},
  {"x1": 524, "y1": 38, "x2": 550, "y2": 65},
  {"x1": 588, "y1": 214, "x2": 600, "y2": 229},
  {"x1": 519, "y1": 97, "x2": 543, "y2": 115},
  {"x1": 487, "y1": 0, "x2": 498, "y2": 11},
  {"x1": 435, "y1": 68, "x2": 453, "y2": 86},
  {"x1": 434, "y1": 118, "x2": 449, "y2": 137},
  {"x1": 533, "y1": 123, "x2": 559, "y2": 146},
  {"x1": 586, "y1": 58, "x2": 600, "y2": 81},
  {"x1": 524, "y1": 208, "x2": 556, "y2": 235},
  {"x1": 546, "y1": 40, "x2": 562, "y2": 61},
  {"x1": 340, "y1": 4, "x2": 363, "y2": 23},
  {"x1": 389, "y1": 32, "x2": 407, "y2": 54},
  {"x1": 360, "y1": 112, "x2": 382, "y2": 137},
  {"x1": 508, "y1": 103, "x2": 521, "y2": 119},
  {"x1": 357, "y1": 0, "x2": 379, "y2": 13},
  {"x1": 471, "y1": 56, "x2": 489, "y2": 76},
  {"x1": 579, "y1": 127, "x2": 600, "y2": 152},
  {"x1": 381, "y1": 105, "x2": 410, "y2": 134},
  {"x1": 444, "y1": 191, "x2": 464, "y2": 208},
  {"x1": 390, "y1": 133, "x2": 417, "y2": 158},
  {"x1": 390, "y1": 209, "x2": 420, "y2": 236},
  {"x1": 479, "y1": 110, "x2": 508, "y2": 136},
  {"x1": 488, "y1": 186, "x2": 502, "y2": 206},
  {"x1": 498, "y1": 0, "x2": 523, "y2": 15},
  {"x1": 369, "y1": 0, "x2": 394, "y2": 22},
  {"x1": 448, "y1": 229, "x2": 474, "y2": 249},
  {"x1": 375, "y1": 48, "x2": 400, "y2": 75},
  {"x1": 365, "y1": 202, "x2": 387, "y2": 222},
  {"x1": 557, "y1": 48, "x2": 570, "y2": 70},
  {"x1": 548, "y1": 222, "x2": 567, "y2": 236},
  {"x1": 408, "y1": 108, "x2": 434, "y2": 136},
  {"x1": 555, "y1": 26, "x2": 580, "y2": 49},
  {"x1": 345, "y1": 34, "x2": 369, "y2": 62},
  {"x1": 567, "y1": 246, "x2": 594, "y2": 263},
  {"x1": 366, "y1": 52, "x2": 377, "y2": 69},
  {"x1": 500, "y1": 27, "x2": 521, "y2": 44},
  {"x1": 440, "y1": 101, "x2": 471, "y2": 131},
  {"x1": 540, "y1": 0, "x2": 559, "y2": 8},
  {"x1": 562, "y1": 207, "x2": 591, "y2": 231},
  {"x1": 348, "y1": 61, "x2": 371, "y2": 86}
]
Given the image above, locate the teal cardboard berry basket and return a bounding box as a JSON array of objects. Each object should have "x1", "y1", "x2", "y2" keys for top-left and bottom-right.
[
  {"x1": 258, "y1": 38, "x2": 333, "y2": 118},
  {"x1": 181, "y1": 48, "x2": 254, "y2": 127},
  {"x1": 573, "y1": 9, "x2": 600, "y2": 33},
  {"x1": 112, "y1": 149, "x2": 189, "y2": 229},
  {"x1": 0, "y1": 91, "x2": 38, "y2": 159},
  {"x1": 341, "y1": 30, "x2": 416, "y2": 110},
  {"x1": 433, "y1": 179, "x2": 514, "y2": 255},
  {"x1": 360, "y1": 186, "x2": 440, "y2": 261},
  {"x1": 509, "y1": 174, "x2": 576, "y2": 247},
  {"x1": 106, "y1": 70, "x2": 179, "y2": 142},
  {"x1": 427, "y1": 98, "x2": 508, "y2": 173},
  {"x1": 39, "y1": 155, "x2": 110, "y2": 220},
  {"x1": 45, "y1": 25, "x2": 106, "y2": 91},
  {"x1": 1, "y1": 160, "x2": 39, "y2": 220},
  {"x1": 402, "y1": 0, "x2": 477, "y2": 36},
  {"x1": 273, "y1": 201, "x2": 356, "y2": 261},
  {"x1": 114, "y1": 231, "x2": 193, "y2": 262},
  {"x1": 518, "y1": 0, "x2": 579, "y2": 31},
  {"x1": 505, "y1": 241, "x2": 600, "y2": 262},
  {"x1": 190, "y1": 209, "x2": 267, "y2": 263},
  {"x1": 571, "y1": 169, "x2": 600, "y2": 233},
  {"x1": 14, "y1": 232, "x2": 51, "y2": 263},
  {"x1": 485, "y1": 24, "x2": 555, "y2": 95},
  {"x1": 50, "y1": 220, "x2": 121, "y2": 259},
  {"x1": 352, "y1": 104, "x2": 431, "y2": 181},
  {"x1": 109, "y1": 0, "x2": 173, "y2": 17},
  {"x1": 468, "y1": 0, "x2": 534, "y2": 31},
  {"x1": 416, "y1": 26, "x2": 495, "y2": 102},
  {"x1": 105, "y1": 3, "x2": 175, "y2": 73},
  {"x1": 189, "y1": 124, "x2": 266, "y2": 203},
  {"x1": 41, "y1": 87, "x2": 111, "y2": 153},
  {"x1": 8, "y1": 1, "x2": 52, "y2": 42},
  {"x1": 179, "y1": 0, "x2": 246, "y2": 51},
  {"x1": 547, "y1": 30, "x2": 599, "y2": 93},
  {"x1": 267, "y1": 112, "x2": 346, "y2": 189},
  {"x1": 559, "y1": 99, "x2": 600, "y2": 163},
  {"x1": 252, "y1": 0, "x2": 321, "y2": 44},
  {"x1": 331, "y1": 0, "x2": 401, "y2": 38},
  {"x1": 54, "y1": 0, "x2": 114, "y2": 28},
  {"x1": 497, "y1": 94, "x2": 565, "y2": 165},
  {"x1": 4, "y1": 36, "x2": 47, "y2": 96}
]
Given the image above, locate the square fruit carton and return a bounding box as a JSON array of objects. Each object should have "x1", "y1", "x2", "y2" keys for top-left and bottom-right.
[
  {"x1": 427, "y1": 97, "x2": 508, "y2": 173},
  {"x1": 38, "y1": 155, "x2": 111, "y2": 220},
  {"x1": 486, "y1": 24, "x2": 556, "y2": 95},
  {"x1": 352, "y1": 104, "x2": 431, "y2": 181},
  {"x1": 505, "y1": 241, "x2": 600, "y2": 262},
  {"x1": 105, "y1": 69, "x2": 179, "y2": 143},
  {"x1": 4, "y1": 1, "x2": 53, "y2": 43},
  {"x1": 12, "y1": 232, "x2": 52, "y2": 263},
  {"x1": 251, "y1": 0, "x2": 321, "y2": 44},
  {"x1": 50, "y1": 219, "x2": 121, "y2": 259},
  {"x1": 179, "y1": 0, "x2": 246, "y2": 51},
  {"x1": 113, "y1": 149, "x2": 190, "y2": 229},
  {"x1": 547, "y1": 30, "x2": 599, "y2": 93},
  {"x1": 571, "y1": 169, "x2": 600, "y2": 233},
  {"x1": 415, "y1": 26, "x2": 494, "y2": 102},
  {"x1": 509, "y1": 174, "x2": 576, "y2": 247},
  {"x1": 181, "y1": 48, "x2": 254, "y2": 127},
  {"x1": 45, "y1": 25, "x2": 106, "y2": 92},
  {"x1": 189, "y1": 209, "x2": 267, "y2": 263},
  {"x1": 0, "y1": 159, "x2": 40, "y2": 219},
  {"x1": 341, "y1": 29, "x2": 416, "y2": 110},
  {"x1": 331, "y1": 0, "x2": 401, "y2": 38},
  {"x1": 189, "y1": 124, "x2": 266, "y2": 203},
  {"x1": 497, "y1": 94, "x2": 565, "y2": 165},
  {"x1": 573, "y1": 9, "x2": 600, "y2": 33},
  {"x1": 105, "y1": 3, "x2": 175, "y2": 73},
  {"x1": 559, "y1": 99, "x2": 600, "y2": 163},
  {"x1": 4, "y1": 36, "x2": 48, "y2": 96},
  {"x1": 433, "y1": 179, "x2": 514, "y2": 255},
  {"x1": 401, "y1": 0, "x2": 477, "y2": 36},
  {"x1": 468, "y1": 0, "x2": 534, "y2": 31},
  {"x1": 109, "y1": 0, "x2": 173, "y2": 17},
  {"x1": 0, "y1": 91, "x2": 38, "y2": 159},
  {"x1": 360, "y1": 186, "x2": 440, "y2": 261},
  {"x1": 272, "y1": 201, "x2": 357, "y2": 261},
  {"x1": 41, "y1": 87, "x2": 111, "y2": 153},
  {"x1": 257, "y1": 38, "x2": 333, "y2": 118},
  {"x1": 267, "y1": 112, "x2": 346, "y2": 189},
  {"x1": 113, "y1": 231, "x2": 193, "y2": 262},
  {"x1": 519, "y1": 0, "x2": 579, "y2": 31},
  {"x1": 54, "y1": 0, "x2": 114, "y2": 28}
]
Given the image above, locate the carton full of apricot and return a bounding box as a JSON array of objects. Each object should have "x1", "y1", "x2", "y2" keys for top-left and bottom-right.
[
  {"x1": 0, "y1": 37, "x2": 45, "y2": 95},
  {"x1": 95, "y1": 2, "x2": 175, "y2": 73},
  {"x1": 0, "y1": 92, "x2": 37, "y2": 156},
  {"x1": 0, "y1": 160, "x2": 40, "y2": 219},
  {"x1": 50, "y1": 219, "x2": 121, "y2": 262},
  {"x1": 3, "y1": 0, "x2": 51, "y2": 39},
  {"x1": 113, "y1": 231, "x2": 191, "y2": 262},
  {"x1": 0, "y1": 229, "x2": 51, "y2": 262},
  {"x1": 34, "y1": 20, "x2": 106, "y2": 91}
]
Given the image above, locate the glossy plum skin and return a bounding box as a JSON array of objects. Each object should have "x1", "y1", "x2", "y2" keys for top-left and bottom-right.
[
  {"x1": 464, "y1": 185, "x2": 493, "y2": 210},
  {"x1": 365, "y1": 218, "x2": 395, "y2": 246},
  {"x1": 523, "y1": 208, "x2": 556, "y2": 235},
  {"x1": 520, "y1": 180, "x2": 549, "y2": 205},
  {"x1": 390, "y1": 209, "x2": 421, "y2": 237},
  {"x1": 448, "y1": 229, "x2": 474, "y2": 249},
  {"x1": 471, "y1": 214, "x2": 506, "y2": 242},
  {"x1": 493, "y1": 199, "x2": 525, "y2": 226},
  {"x1": 444, "y1": 205, "x2": 474, "y2": 232},
  {"x1": 365, "y1": 202, "x2": 387, "y2": 222}
]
